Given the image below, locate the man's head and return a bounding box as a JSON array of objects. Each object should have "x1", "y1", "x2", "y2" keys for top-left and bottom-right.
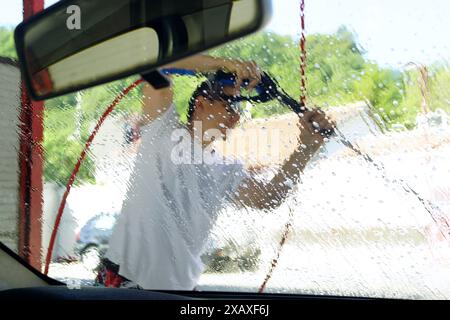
[{"x1": 187, "y1": 72, "x2": 242, "y2": 140}]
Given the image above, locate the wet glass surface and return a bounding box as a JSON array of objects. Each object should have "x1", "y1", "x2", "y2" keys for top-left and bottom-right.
[{"x1": 0, "y1": 0, "x2": 450, "y2": 298}]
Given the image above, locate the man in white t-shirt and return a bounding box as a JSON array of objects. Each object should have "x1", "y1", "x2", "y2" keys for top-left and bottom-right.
[{"x1": 96, "y1": 54, "x2": 334, "y2": 290}]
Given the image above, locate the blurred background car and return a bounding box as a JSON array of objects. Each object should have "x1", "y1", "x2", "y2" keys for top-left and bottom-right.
[{"x1": 75, "y1": 212, "x2": 119, "y2": 270}]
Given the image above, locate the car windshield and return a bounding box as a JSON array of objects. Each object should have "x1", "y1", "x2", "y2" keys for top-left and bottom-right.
[{"x1": 1, "y1": 0, "x2": 450, "y2": 298}]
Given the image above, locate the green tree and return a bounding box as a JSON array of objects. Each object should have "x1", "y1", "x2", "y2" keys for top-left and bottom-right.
[
  {"x1": 306, "y1": 26, "x2": 366, "y2": 107},
  {"x1": 355, "y1": 63, "x2": 406, "y2": 128},
  {"x1": 0, "y1": 27, "x2": 17, "y2": 58},
  {"x1": 43, "y1": 76, "x2": 143, "y2": 186}
]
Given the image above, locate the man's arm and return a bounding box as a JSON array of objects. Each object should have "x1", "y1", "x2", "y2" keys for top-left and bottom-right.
[
  {"x1": 234, "y1": 110, "x2": 334, "y2": 210},
  {"x1": 139, "y1": 54, "x2": 261, "y2": 126},
  {"x1": 166, "y1": 54, "x2": 261, "y2": 89}
]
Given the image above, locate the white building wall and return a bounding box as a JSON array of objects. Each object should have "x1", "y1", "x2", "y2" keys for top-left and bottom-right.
[{"x1": 0, "y1": 58, "x2": 21, "y2": 252}]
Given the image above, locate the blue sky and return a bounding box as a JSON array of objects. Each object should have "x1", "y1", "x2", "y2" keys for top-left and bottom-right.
[{"x1": 2, "y1": 0, "x2": 449, "y2": 68}]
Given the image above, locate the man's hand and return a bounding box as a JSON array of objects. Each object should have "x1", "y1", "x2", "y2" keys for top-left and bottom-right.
[
  {"x1": 223, "y1": 59, "x2": 262, "y2": 91},
  {"x1": 298, "y1": 109, "x2": 336, "y2": 149}
]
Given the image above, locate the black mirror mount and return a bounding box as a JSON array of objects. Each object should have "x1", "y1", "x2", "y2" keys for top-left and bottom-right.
[{"x1": 140, "y1": 70, "x2": 170, "y2": 90}]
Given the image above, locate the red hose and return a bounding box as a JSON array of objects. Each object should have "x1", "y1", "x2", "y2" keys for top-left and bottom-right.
[
  {"x1": 258, "y1": 0, "x2": 306, "y2": 293},
  {"x1": 300, "y1": 0, "x2": 306, "y2": 106},
  {"x1": 44, "y1": 78, "x2": 143, "y2": 275},
  {"x1": 258, "y1": 210, "x2": 294, "y2": 293},
  {"x1": 300, "y1": 0, "x2": 307, "y2": 106}
]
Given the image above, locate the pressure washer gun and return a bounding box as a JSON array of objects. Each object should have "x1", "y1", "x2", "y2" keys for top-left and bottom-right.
[{"x1": 160, "y1": 68, "x2": 335, "y2": 137}]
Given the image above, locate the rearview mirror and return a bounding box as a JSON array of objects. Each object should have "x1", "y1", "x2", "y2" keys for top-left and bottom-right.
[{"x1": 15, "y1": 0, "x2": 272, "y2": 100}]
